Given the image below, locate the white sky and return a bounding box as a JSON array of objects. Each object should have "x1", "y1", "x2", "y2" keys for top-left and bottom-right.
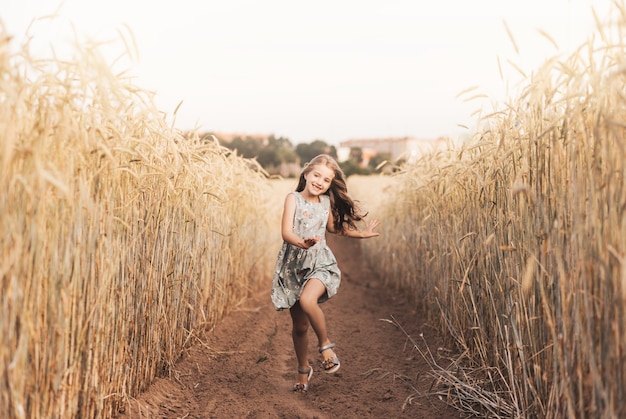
[{"x1": 1, "y1": 0, "x2": 616, "y2": 145}]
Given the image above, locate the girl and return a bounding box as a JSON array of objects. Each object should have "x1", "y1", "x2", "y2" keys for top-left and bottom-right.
[{"x1": 270, "y1": 154, "x2": 380, "y2": 394}]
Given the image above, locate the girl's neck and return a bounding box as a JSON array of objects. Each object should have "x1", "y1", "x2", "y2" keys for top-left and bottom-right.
[{"x1": 299, "y1": 190, "x2": 320, "y2": 203}]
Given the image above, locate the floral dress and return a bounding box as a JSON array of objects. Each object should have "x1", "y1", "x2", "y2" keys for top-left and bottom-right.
[{"x1": 271, "y1": 191, "x2": 341, "y2": 310}]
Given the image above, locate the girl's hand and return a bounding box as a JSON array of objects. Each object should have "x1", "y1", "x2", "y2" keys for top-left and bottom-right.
[
  {"x1": 303, "y1": 235, "x2": 321, "y2": 248},
  {"x1": 361, "y1": 219, "x2": 380, "y2": 238}
]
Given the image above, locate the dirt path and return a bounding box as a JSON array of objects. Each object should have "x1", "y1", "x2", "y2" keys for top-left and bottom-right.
[{"x1": 119, "y1": 235, "x2": 462, "y2": 418}]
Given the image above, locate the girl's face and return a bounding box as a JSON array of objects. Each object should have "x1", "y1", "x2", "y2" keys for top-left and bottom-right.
[{"x1": 303, "y1": 164, "x2": 335, "y2": 198}]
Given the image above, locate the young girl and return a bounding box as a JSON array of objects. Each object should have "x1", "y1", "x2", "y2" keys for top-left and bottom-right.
[{"x1": 271, "y1": 154, "x2": 380, "y2": 394}]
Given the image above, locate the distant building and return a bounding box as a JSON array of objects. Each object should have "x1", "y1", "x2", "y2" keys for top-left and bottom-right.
[{"x1": 338, "y1": 136, "x2": 447, "y2": 165}]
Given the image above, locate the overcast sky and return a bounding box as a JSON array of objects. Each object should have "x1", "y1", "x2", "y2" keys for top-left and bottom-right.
[{"x1": 2, "y1": 0, "x2": 615, "y2": 144}]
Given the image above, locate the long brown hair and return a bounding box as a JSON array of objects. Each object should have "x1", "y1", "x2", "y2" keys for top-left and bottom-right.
[{"x1": 296, "y1": 154, "x2": 366, "y2": 233}]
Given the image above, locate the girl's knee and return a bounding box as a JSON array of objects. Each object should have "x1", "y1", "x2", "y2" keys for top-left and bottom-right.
[
  {"x1": 292, "y1": 321, "x2": 309, "y2": 336},
  {"x1": 298, "y1": 293, "x2": 318, "y2": 312},
  {"x1": 300, "y1": 279, "x2": 325, "y2": 309}
]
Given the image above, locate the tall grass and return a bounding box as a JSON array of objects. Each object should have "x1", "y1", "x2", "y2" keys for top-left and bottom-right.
[
  {"x1": 0, "y1": 26, "x2": 276, "y2": 418},
  {"x1": 365, "y1": 4, "x2": 626, "y2": 418}
]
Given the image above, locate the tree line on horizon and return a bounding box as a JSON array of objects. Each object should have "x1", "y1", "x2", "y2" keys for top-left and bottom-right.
[{"x1": 203, "y1": 132, "x2": 392, "y2": 177}]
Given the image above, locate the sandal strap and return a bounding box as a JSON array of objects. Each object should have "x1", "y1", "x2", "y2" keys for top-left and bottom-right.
[
  {"x1": 318, "y1": 343, "x2": 335, "y2": 353},
  {"x1": 297, "y1": 366, "x2": 312, "y2": 375}
]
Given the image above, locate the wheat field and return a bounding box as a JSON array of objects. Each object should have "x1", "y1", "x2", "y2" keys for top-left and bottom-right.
[
  {"x1": 0, "y1": 26, "x2": 278, "y2": 418},
  {"x1": 363, "y1": 4, "x2": 626, "y2": 418}
]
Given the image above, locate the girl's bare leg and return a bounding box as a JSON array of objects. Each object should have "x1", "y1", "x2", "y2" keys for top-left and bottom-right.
[
  {"x1": 298, "y1": 278, "x2": 337, "y2": 363},
  {"x1": 289, "y1": 302, "x2": 311, "y2": 386}
]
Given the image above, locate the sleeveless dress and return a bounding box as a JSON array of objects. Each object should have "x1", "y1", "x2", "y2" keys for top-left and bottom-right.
[{"x1": 271, "y1": 191, "x2": 341, "y2": 310}]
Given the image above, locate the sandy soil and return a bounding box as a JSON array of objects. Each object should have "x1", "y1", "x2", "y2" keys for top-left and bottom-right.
[{"x1": 117, "y1": 234, "x2": 464, "y2": 419}]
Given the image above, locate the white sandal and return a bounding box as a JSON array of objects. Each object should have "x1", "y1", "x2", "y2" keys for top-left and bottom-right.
[
  {"x1": 319, "y1": 343, "x2": 341, "y2": 374},
  {"x1": 293, "y1": 366, "x2": 313, "y2": 393}
]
